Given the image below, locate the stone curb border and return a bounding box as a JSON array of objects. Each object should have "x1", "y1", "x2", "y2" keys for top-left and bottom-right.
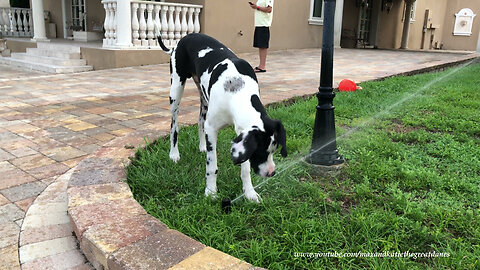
[
  {"x1": 66, "y1": 115, "x2": 265, "y2": 269},
  {"x1": 66, "y1": 53, "x2": 479, "y2": 270}
]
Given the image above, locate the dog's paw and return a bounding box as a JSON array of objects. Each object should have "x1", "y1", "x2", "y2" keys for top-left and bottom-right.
[
  {"x1": 204, "y1": 187, "x2": 217, "y2": 199},
  {"x1": 169, "y1": 151, "x2": 180, "y2": 163},
  {"x1": 199, "y1": 143, "x2": 207, "y2": 153},
  {"x1": 244, "y1": 189, "x2": 261, "y2": 203}
]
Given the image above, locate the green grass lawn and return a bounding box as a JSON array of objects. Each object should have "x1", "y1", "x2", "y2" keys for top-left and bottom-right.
[{"x1": 127, "y1": 61, "x2": 480, "y2": 269}]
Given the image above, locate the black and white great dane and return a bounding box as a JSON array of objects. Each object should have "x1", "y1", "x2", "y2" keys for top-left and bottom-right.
[{"x1": 157, "y1": 33, "x2": 287, "y2": 202}]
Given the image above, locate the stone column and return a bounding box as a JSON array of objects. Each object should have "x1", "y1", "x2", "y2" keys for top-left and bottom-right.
[
  {"x1": 115, "y1": 0, "x2": 132, "y2": 47},
  {"x1": 334, "y1": 0, "x2": 344, "y2": 48},
  {"x1": 31, "y1": 0, "x2": 48, "y2": 41},
  {"x1": 400, "y1": 0, "x2": 415, "y2": 49}
]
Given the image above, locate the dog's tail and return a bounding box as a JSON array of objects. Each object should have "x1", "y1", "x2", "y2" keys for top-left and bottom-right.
[{"x1": 154, "y1": 21, "x2": 173, "y2": 54}]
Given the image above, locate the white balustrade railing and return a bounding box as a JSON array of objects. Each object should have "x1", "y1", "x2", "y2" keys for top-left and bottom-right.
[
  {"x1": 0, "y1": 7, "x2": 33, "y2": 38},
  {"x1": 102, "y1": 0, "x2": 202, "y2": 48}
]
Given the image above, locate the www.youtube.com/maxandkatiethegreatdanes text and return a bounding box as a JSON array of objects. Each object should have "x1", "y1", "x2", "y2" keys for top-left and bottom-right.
[{"x1": 294, "y1": 251, "x2": 450, "y2": 259}]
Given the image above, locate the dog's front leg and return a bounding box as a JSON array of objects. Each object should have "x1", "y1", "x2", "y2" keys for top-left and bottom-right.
[
  {"x1": 241, "y1": 161, "x2": 261, "y2": 203},
  {"x1": 204, "y1": 122, "x2": 218, "y2": 198}
]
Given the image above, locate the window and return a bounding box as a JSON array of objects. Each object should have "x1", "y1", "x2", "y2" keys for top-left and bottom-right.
[{"x1": 309, "y1": 0, "x2": 324, "y2": 25}]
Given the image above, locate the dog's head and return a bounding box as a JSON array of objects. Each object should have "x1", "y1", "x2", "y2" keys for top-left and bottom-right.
[{"x1": 230, "y1": 120, "x2": 287, "y2": 177}]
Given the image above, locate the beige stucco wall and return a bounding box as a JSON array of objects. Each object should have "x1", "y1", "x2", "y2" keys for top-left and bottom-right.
[
  {"x1": 0, "y1": 0, "x2": 9, "y2": 8},
  {"x1": 81, "y1": 47, "x2": 170, "y2": 70},
  {"x1": 340, "y1": 0, "x2": 358, "y2": 48},
  {"x1": 86, "y1": 0, "x2": 105, "y2": 32},
  {"x1": 169, "y1": 0, "x2": 323, "y2": 53},
  {"x1": 42, "y1": 0, "x2": 62, "y2": 38},
  {"x1": 399, "y1": 0, "x2": 448, "y2": 50},
  {"x1": 340, "y1": 0, "x2": 479, "y2": 51},
  {"x1": 389, "y1": 0, "x2": 480, "y2": 51},
  {"x1": 441, "y1": 0, "x2": 480, "y2": 51},
  {"x1": 6, "y1": 39, "x2": 36, "y2": 53},
  {"x1": 403, "y1": 0, "x2": 480, "y2": 51}
]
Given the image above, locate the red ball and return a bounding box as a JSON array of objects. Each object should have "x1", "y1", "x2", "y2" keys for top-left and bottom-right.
[{"x1": 338, "y1": 79, "x2": 358, "y2": 92}]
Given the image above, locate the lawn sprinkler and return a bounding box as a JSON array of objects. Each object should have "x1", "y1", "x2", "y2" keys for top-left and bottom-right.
[
  {"x1": 338, "y1": 79, "x2": 362, "y2": 92},
  {"x1": 221, "y1": 198, "x2": 232, "y2": 214}
]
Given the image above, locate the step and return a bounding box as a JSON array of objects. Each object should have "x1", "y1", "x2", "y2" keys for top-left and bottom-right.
[
  {"x1": 36, "y1": 42, "x2": 81, "y2": 53},
  {"x1": 26, "y1": 48, "x2": 81, "y2": 59},
  {"x1": 11, "y1": 53, "x2": 87, "y2": 66},
  {"x1": 0, "y1": 56, "x2": 93, "y2": 74}
]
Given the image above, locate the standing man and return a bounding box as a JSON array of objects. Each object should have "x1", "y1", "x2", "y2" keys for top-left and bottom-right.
[{"x1": 249, "y1": 0, "x2": 274, "y2": 73}]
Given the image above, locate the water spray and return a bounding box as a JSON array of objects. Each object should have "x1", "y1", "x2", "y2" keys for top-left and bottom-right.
[{"x1": 224, "y1": 60, "x2": 475, "y2": 208}]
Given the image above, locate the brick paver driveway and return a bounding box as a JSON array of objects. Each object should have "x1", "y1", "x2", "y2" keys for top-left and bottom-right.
[{"x1": 0, "y1": 48, "x2": 478, "y2": 269}]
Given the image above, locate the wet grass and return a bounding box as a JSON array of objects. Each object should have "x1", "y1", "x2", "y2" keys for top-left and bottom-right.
[{"x1": 127, "y1": 61, "x2": 480, "y2": 269}]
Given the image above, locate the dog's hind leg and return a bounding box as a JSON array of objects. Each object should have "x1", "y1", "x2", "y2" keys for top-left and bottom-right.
[
  {"x1": 169, "y1": 59, "x2": 186, "y2": 163},
  {"x1": 194, "y1": 78, "x2": 208, "y2": 153},
  {"x1": 198, "y1": 101, "x2": 208, "y2": 152}
]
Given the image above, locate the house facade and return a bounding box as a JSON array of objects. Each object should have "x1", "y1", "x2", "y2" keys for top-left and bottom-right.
[
  {"x1": 1, "y1": 0, "x2": 479, "y2": 70},
  {"x1": 341, "y1": 0, "x2": 480, "y2": 51}
]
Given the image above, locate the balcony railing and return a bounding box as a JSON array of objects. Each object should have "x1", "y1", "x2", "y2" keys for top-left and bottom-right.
[
  {"x1": 102, "y1": 0, "x2": 202, "y2": 48},
  {"x1": 0, "y1": 7, "x2": 33, "y2": 38}
]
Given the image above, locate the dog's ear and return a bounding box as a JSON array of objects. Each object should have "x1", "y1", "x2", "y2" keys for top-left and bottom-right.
[
  {"x1": 231, "y1": 130, "x2": 259, "y2": 165},
  {"x1": 274, "y1": 120, "x2": 287, "y2": 157}
]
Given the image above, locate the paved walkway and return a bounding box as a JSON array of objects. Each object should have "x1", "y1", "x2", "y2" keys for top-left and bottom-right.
[{"x1": 0, "y1": 48, "x2": 478, "y2": 269}]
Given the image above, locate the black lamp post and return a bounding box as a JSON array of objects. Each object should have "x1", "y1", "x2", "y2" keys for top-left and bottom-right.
[{"x1": 306, "y1": 0, "x2": 344, "y2": 166}]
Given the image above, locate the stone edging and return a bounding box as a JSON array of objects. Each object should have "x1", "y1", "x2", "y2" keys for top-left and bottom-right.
[
  {"x1": 66, "y1": 53, "x2": 479, "y2": 270},
  {"x1": 66, "y1": 123, "x2": 262, "y2": 269}
]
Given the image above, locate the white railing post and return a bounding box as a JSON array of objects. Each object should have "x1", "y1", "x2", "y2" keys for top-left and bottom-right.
[
  {"x1": 0, "y1": 8, "x2": 4, "y2": 35},
  {"x1": 21, "y1": 9, "x2": 28, "y2": 36},
  {"x1": 8, "y1": 9, "x2": 14, "y2": 36},
  {"x1": 15, "y1": 8, "x2": 25, "y2": 36},
  {"x1": 11, "y1": 9, "x2": 18, "y2": 36},
  {"x1": 161, "y1": 5, "x2": 168, "y2": 42},
  {"x1": 28, "y1": 9, "x2": 33, "y2": 36},
  {"x1": 26, "y1": 9, "x2": 32, "y2": 36},
  {"x1": 107, "y1": 2, "x2": 114, "y2": 45},
  {"x1": 187, "y1": 7, "x2": 194, "y2": 34},
  {"x1": 103, "y1": 1, "x2": 111, "y2": 46},
  {"x1": 181, "y1": 7, "x2": 188, "y2": 38},
  {"x1": 167, "y1": 6, "x2": 175, "y2": 47},
  {"x1": 112, "y1": 2, "x2": 117, "y2": 42},
  {"x1": 194, "y1": 7, "x2": 201, "y2": 34},
  {"x1": 131, "y1": 3, "x2": 140, "y2": 46},
  {"x1": 138, "y1": 3, "x2": 147, "y2": 46},
  {"x1": 154, "y1": 4, "x2": 161, "y2": 46},
  {"x1": 126, "y1": 1, "x2": 202, "y2": 49},
  {"x1": 146, "y1": 3, "x2": 155, "y2": 46},
  {"x1": 174, "y1": 6, "x2": 181, "y2": 43}
]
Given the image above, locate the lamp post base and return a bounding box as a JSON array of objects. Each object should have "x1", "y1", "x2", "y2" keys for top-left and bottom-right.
[
  {"x1": 305, "y1": 149, "x2": 345, "y2": 166},
  {"x1": 303, "y1": 156, "x2": 345, "y2": 179}
]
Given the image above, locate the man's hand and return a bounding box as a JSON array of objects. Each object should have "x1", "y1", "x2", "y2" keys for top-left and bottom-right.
[{"x1": 249, "y1": 1, "x2": 256, "y2": 9}]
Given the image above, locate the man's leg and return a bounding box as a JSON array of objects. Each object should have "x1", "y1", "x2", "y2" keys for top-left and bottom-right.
[{"x1": 258, "y1": 47, "x2": 268, "y2": 70}]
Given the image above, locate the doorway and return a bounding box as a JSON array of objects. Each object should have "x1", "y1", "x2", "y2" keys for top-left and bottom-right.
[
  {"x1": 62, "y1": 0, "x2": 87, "y2": 39},
  {"x1": 357, "y1": 0, "x2": 373, "y2": 47},
  {"x1": 355, "y1": 0, "x2": 382, "y2": 48},
  {"x1": 71, "y1": 0, "x2": 86, "y2": 31}
]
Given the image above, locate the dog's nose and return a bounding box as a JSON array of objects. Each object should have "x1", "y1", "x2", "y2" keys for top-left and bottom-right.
[{"x1": 267, "y1": 171, "x2": 275, "y2": 177}]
